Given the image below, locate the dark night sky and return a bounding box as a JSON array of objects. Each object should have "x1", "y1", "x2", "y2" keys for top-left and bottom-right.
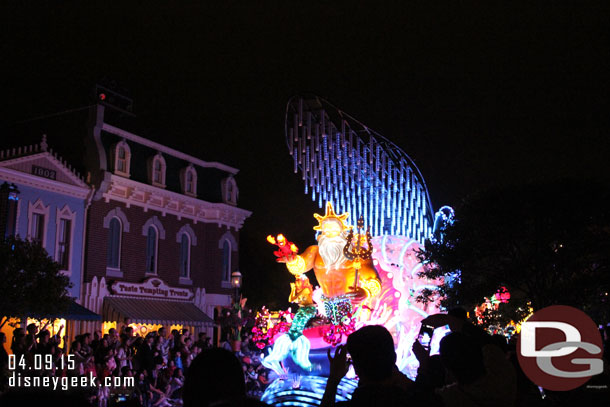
[{"x1": 2, "y1": 3, "x2": 609, "y2": 306}]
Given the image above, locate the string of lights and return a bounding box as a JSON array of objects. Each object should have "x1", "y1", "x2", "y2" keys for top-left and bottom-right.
[{"x1": 285, "y1": 95, "x2": 434, "y2": 242}]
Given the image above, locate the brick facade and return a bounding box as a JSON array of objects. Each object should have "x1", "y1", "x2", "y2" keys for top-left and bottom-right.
[{"x1": 85, "y1": 199, "x2": 237, "y2": 295}]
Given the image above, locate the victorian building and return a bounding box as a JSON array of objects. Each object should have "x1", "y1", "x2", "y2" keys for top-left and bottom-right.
[
  {"x1": 80, "y1": 103, "x2": 251, "y2": 337},
  {"x1": 0, "y1": 135, "x2": 100, "y2": 347}
]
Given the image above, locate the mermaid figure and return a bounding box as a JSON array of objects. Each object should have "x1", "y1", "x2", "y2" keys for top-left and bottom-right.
[{"x1": 262, "y1": 256, "x2": 317, "y2": 374}]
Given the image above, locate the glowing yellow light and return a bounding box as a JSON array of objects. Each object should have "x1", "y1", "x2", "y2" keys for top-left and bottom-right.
[
  {"x1": 127, "y1": 323, "x2": 167, "y2": 336},
  {"x1": 313, "y1": 202, "x2": 350, "y2": 233},
  {"x1": 286, "y1": 255, "x2": 306, "y2": 276},
  {"x1": 361, "y1": 278, "x2": 382, "y2": 298},
  {"x1": 266, "y1": 235, "x2": 276, "y2": 244},
  {"x1": 26, "y1": 318, "x2": 67, "y2": 349},
  {"x1": 102, "y1": 321, "x2": 117, "y2": 335}
]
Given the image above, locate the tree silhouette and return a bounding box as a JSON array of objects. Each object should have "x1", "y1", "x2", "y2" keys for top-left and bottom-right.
[
  {"x1": 418, "y1": 180, "x2": 610, "y2": 325},
  {"x1": 0, "y1": 236, "x2": 72, "y2": 328}
]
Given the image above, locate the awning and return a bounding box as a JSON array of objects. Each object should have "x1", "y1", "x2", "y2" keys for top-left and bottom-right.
[
  {"x1": 31, "y1": 301, "x2": 101, "y2": 321},
  {"x1": 103, "y1": 297, "x2": 216, "y2": 327}
]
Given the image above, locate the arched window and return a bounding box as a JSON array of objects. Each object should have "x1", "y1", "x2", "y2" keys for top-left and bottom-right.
[
  {"x1": 146, "y1": 226, "x2": 158, "y2": 274},
  {"x1": 222, "y1": 240, "x2": 231, "y2": 281},
  {"x1": 222, "y1": 176, "x2": 238, "y2": 205},
  {"x1": 182, "y1": 165, "x2": 197, "y2": 196},
  {"x1": 179, "y1": 234, "x2": 190, "y2": 278},
  {"x1": 107, "y1": 217, "x2": 122, "y2": 268},
  {"x1": 117, "y1": 147, "x2": 127, "y2": 172},
  {"x1": 149, "y1": 153, "x2": 167, "y2": 187},
  {"x1": 112, "y1": 140, "x2": 131, "y2": 176}
]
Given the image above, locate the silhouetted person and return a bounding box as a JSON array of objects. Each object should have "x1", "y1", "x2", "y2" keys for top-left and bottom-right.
[
  {"x1": 418, "y1": 313, "x2": 517, "y2": 407},
  {"x1": 447, "y1": 307, "x2": 468, "y2": 321},
  {"x1": 136, "y1": 334, "x2": 155, "y2": 378},
  {"x1": 183, "y1": 348, "x2": 267, "y2": 407},
  {"x1": 440, "y1": 332, "x2": 516, "y2": 406},
  {"x1": 322, "y1": 325, "x2": 422, "y2": 407}
]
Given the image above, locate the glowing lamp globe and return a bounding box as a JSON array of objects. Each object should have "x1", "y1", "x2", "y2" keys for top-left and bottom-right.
[{"x1": 231, "y1": 271, "x2": 242, "y2": 288}]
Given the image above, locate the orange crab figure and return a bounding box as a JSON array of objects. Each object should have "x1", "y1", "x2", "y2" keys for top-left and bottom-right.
[{"x1": 267, "y1": 234, "x2": 299, "y2": 261}]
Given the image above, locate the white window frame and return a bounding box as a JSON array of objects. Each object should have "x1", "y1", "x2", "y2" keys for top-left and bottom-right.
[
  {"x1": 222, "y1": 176, "x2": 238, "y2": 205},
  {"x1": 103, "y1": 207, "x2": 130, "y2": 277},
  {"x1": 106, "y1": 217, "x2": 123, "y2": 276},
  {"x1": 219, "y1": 231, "x2": 238, "y2": 288},
  {"x1": 149, "y1": 153, "x2": 167, "y2": 188},
  {"x1": 181, "y1": 165, "x2": 197, "y2": 197},
  {"x1": 221, "y1": 239, "x2": 232, "y2": 288},
  {"x1": 27, "y1": 199, "x2": 50, "y2": 249},
  {"x1": 144, "y1": 225, "x2": 159, "y2": 275},
  {"x1": 176, "y1": 224, "x2": 196, "y2": 285},
  {"x1": 179, "y1": 233, "x2": 191, "y2": 283},
  {"x1": 112, "y1": 140, "x2": 131, "y2": 177},
  {"x1": 55, "y1": 205, "x2": 76, "y2": 275}
]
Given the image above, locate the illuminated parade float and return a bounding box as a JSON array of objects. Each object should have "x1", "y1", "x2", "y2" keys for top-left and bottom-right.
[{"x1": 258, "y1": 96, "x2": 453, "y2": 406}]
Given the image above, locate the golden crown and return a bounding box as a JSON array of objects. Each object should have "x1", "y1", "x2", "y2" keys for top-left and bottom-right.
[{"x1": 313, "y1": 202, "x2": 351, "y2": 231}]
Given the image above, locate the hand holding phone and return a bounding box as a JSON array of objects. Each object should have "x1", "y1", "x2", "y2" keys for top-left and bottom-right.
[{"x1": 418, "y1": 324, "x2": 434, "y2": 351}]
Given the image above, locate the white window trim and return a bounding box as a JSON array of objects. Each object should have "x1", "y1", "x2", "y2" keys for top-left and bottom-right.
[
  {"x1": 221, "y1": 239, "x2": 232, "y2": 284},
  {"x1": 105, "y1": 216, "x2": 123, "y2": 277},
  {"x1": 218, "y1": 231, "x2": 238, "y2": 251},
  {"x1": 55, "y1": 204, "x2": 76, "y2": 275},
  {"x1": 144, "y1": 225, "x2": 159, "y2": 275},
  {"x1": 181, "y1": 165, "x2": 197, "y2": 197},
  {"x1": 149, "y1": 153, "x2": 167, "y2": 188},
  {"x1": 142, "y1": 216, "x2": 166, "y2": 239},
  {"x1": 27, "y1": 199, "x2": 50, "y2": 249},
  {"x1": 178, "y1": 233, "x2": 192, "y2": 285},
  {"x1": 219, "y1": 232, "x2": 237, "y2": 286},
  {"x1": 176, "y1": 224, "x2": 197, "y2": 246},
  {"x1": 103, "y1": 208, "x2": 129, "y2": 277},
  {"x1": 102, "y1": 207, "x2": 130, "y2": 232},
  {"x1": 112, "y1": 140, "x2": 131, "y2": 178},
  {"x1": 222, "y1": 176, "x2": 238, "y2": 205}
]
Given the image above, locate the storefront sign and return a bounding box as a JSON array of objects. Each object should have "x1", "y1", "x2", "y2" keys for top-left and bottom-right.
[{"x1": 111, "y1": 277, "x2": 193, "y2": 300}]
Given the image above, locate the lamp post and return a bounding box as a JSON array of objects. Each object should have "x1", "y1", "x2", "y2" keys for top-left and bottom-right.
[{"x1": 231, "y1": 271, "x2": 242, "y2": 303}]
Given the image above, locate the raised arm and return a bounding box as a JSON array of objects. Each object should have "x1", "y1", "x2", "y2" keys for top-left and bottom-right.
[{"x1": 279, "y1": 245, "x2": 318, "y2": 274}]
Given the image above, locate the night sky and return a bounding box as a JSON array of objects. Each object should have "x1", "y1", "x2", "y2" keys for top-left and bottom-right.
[{"x1": 2, "y1": 3, "x2": 609, "y2": 307}]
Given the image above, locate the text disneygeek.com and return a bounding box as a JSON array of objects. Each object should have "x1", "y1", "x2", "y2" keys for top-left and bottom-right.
[{"x1": 9, "y1": 372, "x2": 135, "y2": 391}]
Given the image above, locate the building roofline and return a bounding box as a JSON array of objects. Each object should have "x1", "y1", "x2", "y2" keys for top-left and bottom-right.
[{"x1": 101, "y1": 123, "x2": 239, "y2": 175}]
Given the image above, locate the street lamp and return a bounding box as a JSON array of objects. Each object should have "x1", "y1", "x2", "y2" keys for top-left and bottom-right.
[{"x1": 231, "y1": 271, "x2": 242, "y2": 302}]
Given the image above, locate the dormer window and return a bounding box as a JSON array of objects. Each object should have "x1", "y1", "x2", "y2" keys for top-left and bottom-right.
[
  {"x1": 148, "y1": 153, "x2": 167, "y2": 188},
  {"x1": 222, "y1": 176, "x2": 238, "y2": 205},
  {"x1": 112, "y1": 140, "x2": 131, "y2": 177},
  {"x1": 181, "y1": 165, "x2": 197, "y2": 197}
]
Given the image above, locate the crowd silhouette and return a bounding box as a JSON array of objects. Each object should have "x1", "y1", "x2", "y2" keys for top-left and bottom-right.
[{"x1": 1, "y1": 312, "x2": 609, "y2": 406}]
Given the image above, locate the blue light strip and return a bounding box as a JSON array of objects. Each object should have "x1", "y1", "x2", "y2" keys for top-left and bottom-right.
[{"x1": 285, "y1": 96, "x2": 434, "y2": 242}]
